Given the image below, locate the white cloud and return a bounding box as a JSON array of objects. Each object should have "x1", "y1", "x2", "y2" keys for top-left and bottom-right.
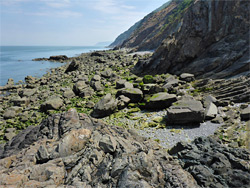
[
  {"x1": 40, "y1": 0, "x2": 71, "y2": 8},
  {"x1": 93, "y1": 0, "x2": 136, "y2": 14},
  {"x1": 29, "y1": 10, "x2": 82, "y2": 18}
]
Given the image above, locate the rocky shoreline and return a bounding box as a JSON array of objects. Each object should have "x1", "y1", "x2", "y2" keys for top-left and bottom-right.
[{"x1": 0, "y1": 50, "x2": 249, "y2": 187}]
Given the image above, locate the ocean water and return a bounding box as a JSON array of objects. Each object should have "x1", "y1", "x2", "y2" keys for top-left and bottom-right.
[{"x1": 0, "y1": 46, "x2": 106, "y2": 86}]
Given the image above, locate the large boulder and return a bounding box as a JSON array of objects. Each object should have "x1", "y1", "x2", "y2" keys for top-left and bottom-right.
[
  {"x1": 116, "y1": 88, "x2": 143, "y2": 103},
  {"x1": 73, "y1": 81, "x2": 94, "y2": 97},
  {"x1": 205, "y1": 102, "x2": 218, "y2": 120},
  {"x1": 40, "y1": 96, "x2": 64, "y2": 112},
  {"x1": 144, "y1": 92, "x2": 177, "y2": 109},
  {"x1": 167, "y1": 97, "x2": 205, "y2": 125},
  {"x1": 91, "y1": 93, "x2": 117, "y2": 118}
]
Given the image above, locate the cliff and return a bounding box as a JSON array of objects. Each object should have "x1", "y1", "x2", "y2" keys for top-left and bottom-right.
[{"x1": 132, "y1": 0, "x2": 250, "y2": 78}]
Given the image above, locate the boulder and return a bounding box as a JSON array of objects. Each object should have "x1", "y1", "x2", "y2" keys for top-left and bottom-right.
[
  {"x1": 19, "y1": 89, "x2": 37, "y2": 97},
  {"x1": 116, "y1": 88, "x2": 143, "y2": 103},
  {"x1": 101, "y1": 69, "x2": 113, "y2": 78},
  {"x1": 90, "y1": 81, "x2": 103, "y2": 92},
  {"x1": 145, "y1": 92, "x2": 177, "y2": 109},
  {"x1": 205, "y1": 102, "x2": 218, "y2": 120},
  {"x1": 62, "y1": 88, "x2": 75, "y2": 99},
  {"x1": 3, "y1": 109, "x2": 17, "y2": 119},
  {"x1": 91, "y1": 93, "x2": 117, "y2": 118},
  {"x1": 167, "y1": 97, "x2": 205, "y2": 125},
  {"x1": 241, "y1": 106, "x2": 250, "y2": 121},
  {"x1": 40, "y1": 96, "x2": 64, "y2": 112},
  {"x1": 142, "y1": 84, "x2": 166, "y2": 94},
  {"x1": 179, "y1": 73, "x2": 195, "y2": 82},
  {"x1": 11, "y1": 96, "x2": 29, "y2": 107},
  {"x1": 91, "y1": 75, "x2": 101, "y2": 82},
  {"x1": 65, "y1": 60, "x2": 79, "y2": 73},
  {"x1": 116, "y1": 79, "x2": 126, "y2": 89},
  {"x1": 117, "y1": 95, "x2": 130, "y2": 110},
  {"x1": 73, "y1": 81, "x2": 89, "y2": 96}
]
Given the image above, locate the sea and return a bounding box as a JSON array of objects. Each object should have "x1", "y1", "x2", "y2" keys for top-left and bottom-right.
[{"x1": 0, "y1": 46, "x2": 106, "y2": 86}]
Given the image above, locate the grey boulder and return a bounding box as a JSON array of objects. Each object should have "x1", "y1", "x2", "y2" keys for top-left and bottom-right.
[
  {"x1": 167, "y1": 97, "x2": 205, "y2": 125},
  {"x1": 91, "y1": 93, "x2": 117, "y2": 118},
  {"x1": 116, "y1": 88, "x2": 143, "y2": 103}
]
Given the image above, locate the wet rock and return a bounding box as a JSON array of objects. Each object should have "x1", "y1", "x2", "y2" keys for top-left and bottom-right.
[
  {"x1": 145, "y1": 92, "x2": 177, "y2": 110},
  {"x1": 179, "y1": 73, "x2": 195, "y2": 82},
  {"x1": 91, "y1": 93, "x2": 117, "y2": 118},
  {"x1": 116, "y1": 88, "x2": 143, "y2": 103},
  {"x1": 167, "y1": 97, "x2": 205, "y2": 125},
  {"x1": 65, "y1": 60, "x2": 79, "y2": 73},
  {"x1": 241, "y1": 106, "x2": 250, "y2": 121},
  {"x1": 41, "y1": 96, "x2": 64, "y2": 112}
]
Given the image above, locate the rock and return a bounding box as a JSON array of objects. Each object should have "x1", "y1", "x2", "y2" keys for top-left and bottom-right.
[
  {"x1": 73, "y1": 81, "x2": 88, "y2": 95},
  {"x1": 91, "y1": 75, "x2": 101, "y2": 82},
  {"x1": 116, "y1": 79, "x2": 126, "y2": 89},
  {"x1": 19, "y1": 89, "x2": 37, "y2": 97},
  {"x1": 241, "y1": 106, "x2": 250, "y2": 121},
  {"x1": 167, "y1": 97, "x2": 205, "y2": 125},
  {"x1": 116, "y1": 88, "x2": 143, "y2": 103},
  {"x1": 145, "y1": 92, "x2": 177, "y2": 109},
  {"x1": 142, "y1": 84, "x2": 166, "y2": 94},
  {"x1": 101, "y1": 69, "x2": 113, "y2": 78},
  {"x1": 65, "y1": 60, "x2": 79, "y2": 73},
  {"x1": 3, "y1": 109, "x2": 17, "y2": 119},
  {"x1": 62, "y1": 88, "x2": 75, "y2": 99},
  {"x1": 25, "y1": 75, "x2": 36, "y2": 85},
  {"x1": 41, "y1": 96, "x2": 64, "y2": 112},
  {"x1": 205, "y1": 102, "x2": 218, "y2": 120},
  {"x1": 49, "y1": 55, "x2": 68, "y2": 61},
  {"x1": 86, "y1": 101, "x2": 95, "y2": 108},
  {"x1": 117, "y1": 95, "x2": 130, "y2": 110},
  {"x1": 91, "y1": 93, "x2": 117, "y2": 118},
  {"x1": 11, "y1": 96, "x2": 30, "y2": 107},
  {"x1": 4, "y1": 128, "x2": 16, "y2": 141},
  {"x1": 163, "y1": 77, "x2": 180, "y2": 90},
  {"x1": 99, "y1": 135, "x2": 117, "y2": 153},
  {"x1": 6, "y1": 78, "x2": 14, "y2": 86},
  {"x1": 143, "y1": 75, "x2": 154, "y2": 84},
  {"x1": 90, "y1": 81, "x2": 103, "y2": 92},
  {"x1": 179, "y1": 73, "x2": 195, "y2": 82},
  {"x1": 124, "y1": 82, "x2": 134, "y2": 89},
  {"x1": 58, "y1": 129, "x2": 92, "y2": 157},
  {"x1": 169, "y1": 137, "x2": 250, "y2": 188}
]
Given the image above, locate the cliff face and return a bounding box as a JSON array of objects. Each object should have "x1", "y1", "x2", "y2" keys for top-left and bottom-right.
[
  {"x1": 133, "y1": 0, "x2": 250, "y2": 78},
  {"x1": 110, "y1": 0, "x2": 180, "y2": 50}
]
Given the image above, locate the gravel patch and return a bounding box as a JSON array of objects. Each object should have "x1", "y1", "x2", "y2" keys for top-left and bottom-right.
[{"x1": 137, "y1": 121, "x2": 222, "y2": 149}]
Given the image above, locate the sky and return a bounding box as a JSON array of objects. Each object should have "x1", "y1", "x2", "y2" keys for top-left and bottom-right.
[{"x1": 0, "y1": 0, "x2": 168, "y2": 46}]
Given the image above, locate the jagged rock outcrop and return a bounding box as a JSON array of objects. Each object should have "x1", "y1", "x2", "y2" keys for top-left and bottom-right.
[
  {"x1": 0, "y1": 109, "x2": 199, "y2": 187},
  {"x1": 169, "y1": 137, "x2": 250, "y2": 188},
  {"x1": 132, "y1": 0, "x2": 249, "y2": 79}
]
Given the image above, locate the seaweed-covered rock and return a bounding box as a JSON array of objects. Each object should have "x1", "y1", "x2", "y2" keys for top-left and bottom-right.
[{"x1": 116, "y1": 88, "x2": 143, "y2": 103}]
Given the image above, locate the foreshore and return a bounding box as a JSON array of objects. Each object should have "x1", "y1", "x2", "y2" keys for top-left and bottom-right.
[{"x1": 0, "y1": 49, "x2": 249, "y2": 187}]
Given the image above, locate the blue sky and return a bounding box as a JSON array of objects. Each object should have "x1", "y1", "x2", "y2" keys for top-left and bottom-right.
[{"x1": 0, "y1": 0, "x2": 168, "y2": 46}]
